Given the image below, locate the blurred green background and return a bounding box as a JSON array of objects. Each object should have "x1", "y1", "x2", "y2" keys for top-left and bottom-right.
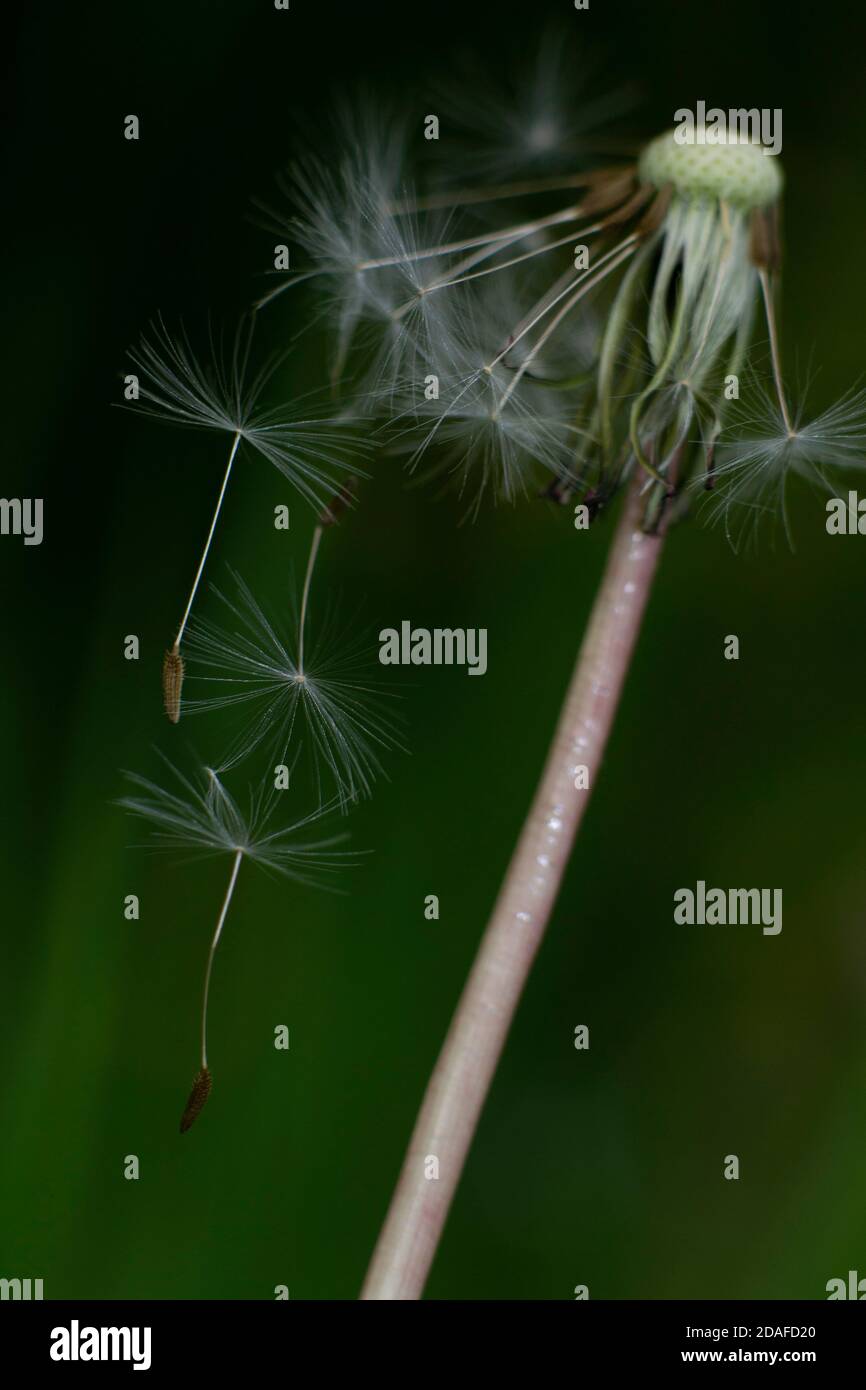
[{"x1": 2, "y1": 0, "x2": 866, "y2": 1299}]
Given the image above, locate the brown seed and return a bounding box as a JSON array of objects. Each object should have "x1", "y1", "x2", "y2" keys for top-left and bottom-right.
[
  {"x1": 318, "y1": 476, "x2": 359, "y2": 527},
  {"x1": 162, "y1": 646, "x2": 184, "y2": 724},
  {"x1": 180, "y1": 1066, "x2": 212, "y2": 1134},
  {"x1": 749, "y1": 205, "x2": 781, "y2": 273}
]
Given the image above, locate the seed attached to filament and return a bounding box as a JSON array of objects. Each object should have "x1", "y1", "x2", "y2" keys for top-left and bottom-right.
[
  {"x1": 162, "y1": 646, "x2": 184, "y2": 724},
  {"x1": 180, "y1": 1066, "x2": 212, "y2": 1133}
]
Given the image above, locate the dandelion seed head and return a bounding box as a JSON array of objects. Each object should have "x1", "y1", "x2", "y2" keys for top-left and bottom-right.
[
  {"x1": 698, "y1": 384, "x2": 866, "y2": 546},
  {"x1": 296, "y1": 42, "x2": 861, "y2": 544},
  {"x1": 119, "y1": 755, "x2": 355, "y2": 885},
  {"x1": 640, "y1": 127, "x2": 783, "y2": 209},
  {"x1": 126, "y1": 318, "x2": 370, "y2": 511},
  {"x1": 181, "y1": 572, "x2": 403, "y2": 807}
]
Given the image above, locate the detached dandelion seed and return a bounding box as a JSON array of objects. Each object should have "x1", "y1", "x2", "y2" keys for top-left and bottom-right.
[
  {"x1": 162, "y1": 647, "x2": 185, "y2": 725},
  {"x1": 182, "y1": 544, "x2": 403, "y2": 806},
  {"x1": 126, "y1": 317, "x2": 370, "y2": 720},
  {"x1": 700, "y1": 382, "x2": 866, "y2": 548},
  {"x1": 180, "y1": 1066, "x2": 213, "y2": 1134},
  {"x1": 119, "y1": 758, "x2": 355, "y2": 1130}
]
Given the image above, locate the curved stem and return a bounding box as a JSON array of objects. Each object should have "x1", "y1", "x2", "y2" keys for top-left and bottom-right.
[
  {"x1": 200, "y1": 849, "x2": 243, "y2": 1070},
  {"x1": 360, "y1": 477, "x2": 668, "y2": 1299},
  {"x1": 298, "y1": 523, "x2": 323, "y2": 678}
]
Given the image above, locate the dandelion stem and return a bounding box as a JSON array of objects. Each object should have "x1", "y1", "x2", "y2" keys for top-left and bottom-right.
[
  {"x1": 298, "y1": 524, "x2": 323, "y2": 677},
  {"x1": 759, "y1": 269, "x2": 794, "y2": 436},
  {"x1": 200, "y1": 848, "x2": 243, "y2": 1070},
  {"x1": 175, "y1": 430, "x2": 242, "y2": 650},
  {"x1": 360, "y1": 474, "x2": 669, "y2": 1299}
]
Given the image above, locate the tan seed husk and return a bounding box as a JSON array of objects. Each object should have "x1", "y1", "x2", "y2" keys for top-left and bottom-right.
[
  {"x1": 162, "y1": 646, "x2": 184, "y2": 724},
  {"x1": 749, "y1": 204, "x2": 781, "y2": 273},
  {"x1": 318, "y1": 476, "x2": 359, "y2": 527},
  {"x1": 180, "y1": 1066, "x2": 212, "y2": 1134}
]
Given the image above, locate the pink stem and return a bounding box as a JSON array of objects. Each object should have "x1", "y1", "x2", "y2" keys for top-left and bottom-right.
[{"x1": 361, "y1": 479, "x2": 668, "y2": 1299}]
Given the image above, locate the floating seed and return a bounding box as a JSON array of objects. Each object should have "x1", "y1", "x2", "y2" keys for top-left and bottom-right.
[
  {"x1": 162, "y1": 646, "x2": 184, "y2": 723},
  {"x1": 318, "y1": 476, "x2": 358, "y2": 527},
  {"x1": 180, "y1": 1066, "x2": 212, "y2": 1134},
  {"x1": 749, "y1": 204, "x2": 781, "y2": 273}
]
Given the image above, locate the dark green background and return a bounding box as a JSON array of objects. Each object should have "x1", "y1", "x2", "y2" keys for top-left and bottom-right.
[{"x1": 2, "y1": 0, "x2": 865, "y2": 1299}]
